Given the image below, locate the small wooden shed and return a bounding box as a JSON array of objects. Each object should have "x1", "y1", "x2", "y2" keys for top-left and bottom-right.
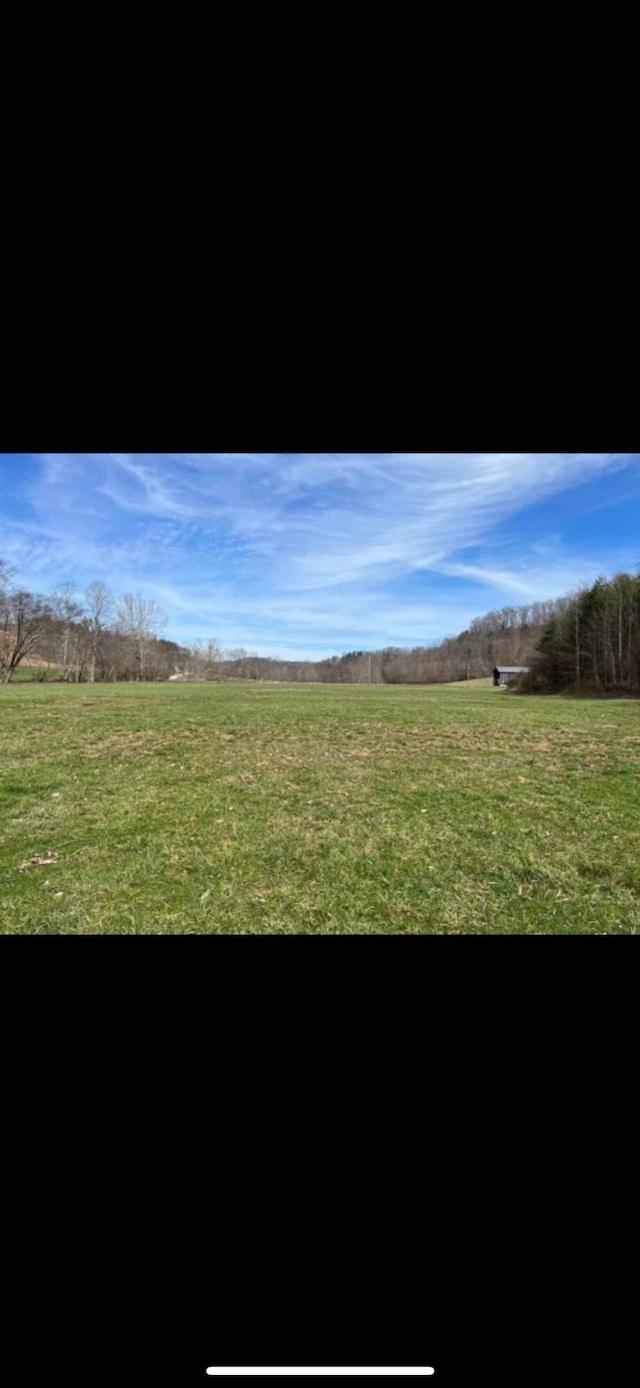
[{"x1": 493, "y1": 666, "x2": 530, "y2": 687}]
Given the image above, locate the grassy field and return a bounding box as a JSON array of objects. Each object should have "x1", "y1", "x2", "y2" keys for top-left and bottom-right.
[{"x1": 1, "y1": 681, "x2": 638, "y2": 934}]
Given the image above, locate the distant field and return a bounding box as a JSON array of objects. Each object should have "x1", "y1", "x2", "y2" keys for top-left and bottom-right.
[{"x1": 1, "y1": 682, "x2": 638, "y2": 934}]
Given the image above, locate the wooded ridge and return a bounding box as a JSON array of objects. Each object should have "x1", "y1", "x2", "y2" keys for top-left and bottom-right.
[{"x1": 2, "y1": 557, "x2": 639, "y2": 694}]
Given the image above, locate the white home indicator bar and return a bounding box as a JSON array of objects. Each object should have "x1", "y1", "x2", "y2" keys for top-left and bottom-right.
[{"x1": 205, "y1": 1372, "x2": 435, "y2": 1378}]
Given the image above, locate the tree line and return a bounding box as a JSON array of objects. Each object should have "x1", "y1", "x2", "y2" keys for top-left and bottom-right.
[
  {"x1": 1, "y1": 562, "x2": 176, "y2": 684},
  {"x1": 185, "y1": 598, "x2": 577, "y2": 686},
  {"x1": 2, "y1": 555, "x2": 639, "y2": 693},
  {"x1": 523, "y1": 570, "x2": 640, "y2": 695}
]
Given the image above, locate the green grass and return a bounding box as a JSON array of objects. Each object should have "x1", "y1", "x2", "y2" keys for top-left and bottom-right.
[
  {"x1": 1, "y1": 681, "x2": 639, "y2": 934},
  {"x1": 8, "y1": 665, "x2": 62, "y2": 683}
]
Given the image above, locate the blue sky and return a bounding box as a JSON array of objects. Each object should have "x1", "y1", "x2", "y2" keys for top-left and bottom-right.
[{"x1": 1, "y1": 453, "x2": 638, "y2": 658}]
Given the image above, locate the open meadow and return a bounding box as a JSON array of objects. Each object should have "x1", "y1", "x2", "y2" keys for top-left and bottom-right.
[{"x1": 1, "y1": 681, "x2": 638, "y2": 934}]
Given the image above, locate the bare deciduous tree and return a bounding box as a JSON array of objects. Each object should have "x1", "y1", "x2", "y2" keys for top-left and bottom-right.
[
  {"x1": 1, "y1": 584, "x2": 53, "y2": 684},
  {"x1": 184, "y1": 639, "x2": 223, "y2": 681},
  {"x1": 85, "y1": 581, "x2": 114, "y2": 683},
  {"x1": 205, "y1": 638, "x2": 223, "y2": 679},
  {"x1": 52, "y1": 582, "x2": 84, "y2": 680},
  {"x1": 0, "y1": 559, "x2": 16, "y2": 591},
  {"x1": 116, "y1": 593, "x2": 167, "y2": 681}
]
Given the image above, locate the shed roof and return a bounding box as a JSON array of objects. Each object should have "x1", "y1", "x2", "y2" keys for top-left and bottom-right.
[{"x1": 496, "y1": 666, "x2": 530, "y2": 673}]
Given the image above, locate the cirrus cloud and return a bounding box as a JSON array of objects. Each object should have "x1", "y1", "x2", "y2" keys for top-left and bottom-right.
[{"x1": 0, "y1": 452, "x2": 636, "y2": 656}]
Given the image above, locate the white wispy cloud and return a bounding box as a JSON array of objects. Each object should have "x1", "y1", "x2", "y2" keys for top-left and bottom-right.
[
  {"x1": 275, "y1": 453, "x2": 631, "y2": 589},
  {"x1": 2, "y1": 452, "x2": 635, "y2": 655},
  {"x1": 433, "y1": 557, "x2": 617, "y2": 602}
]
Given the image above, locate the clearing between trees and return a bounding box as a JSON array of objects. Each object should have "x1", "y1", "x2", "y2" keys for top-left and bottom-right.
[{"x1": 1, "y1": 681, "x2": 638, "y2": 934}]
